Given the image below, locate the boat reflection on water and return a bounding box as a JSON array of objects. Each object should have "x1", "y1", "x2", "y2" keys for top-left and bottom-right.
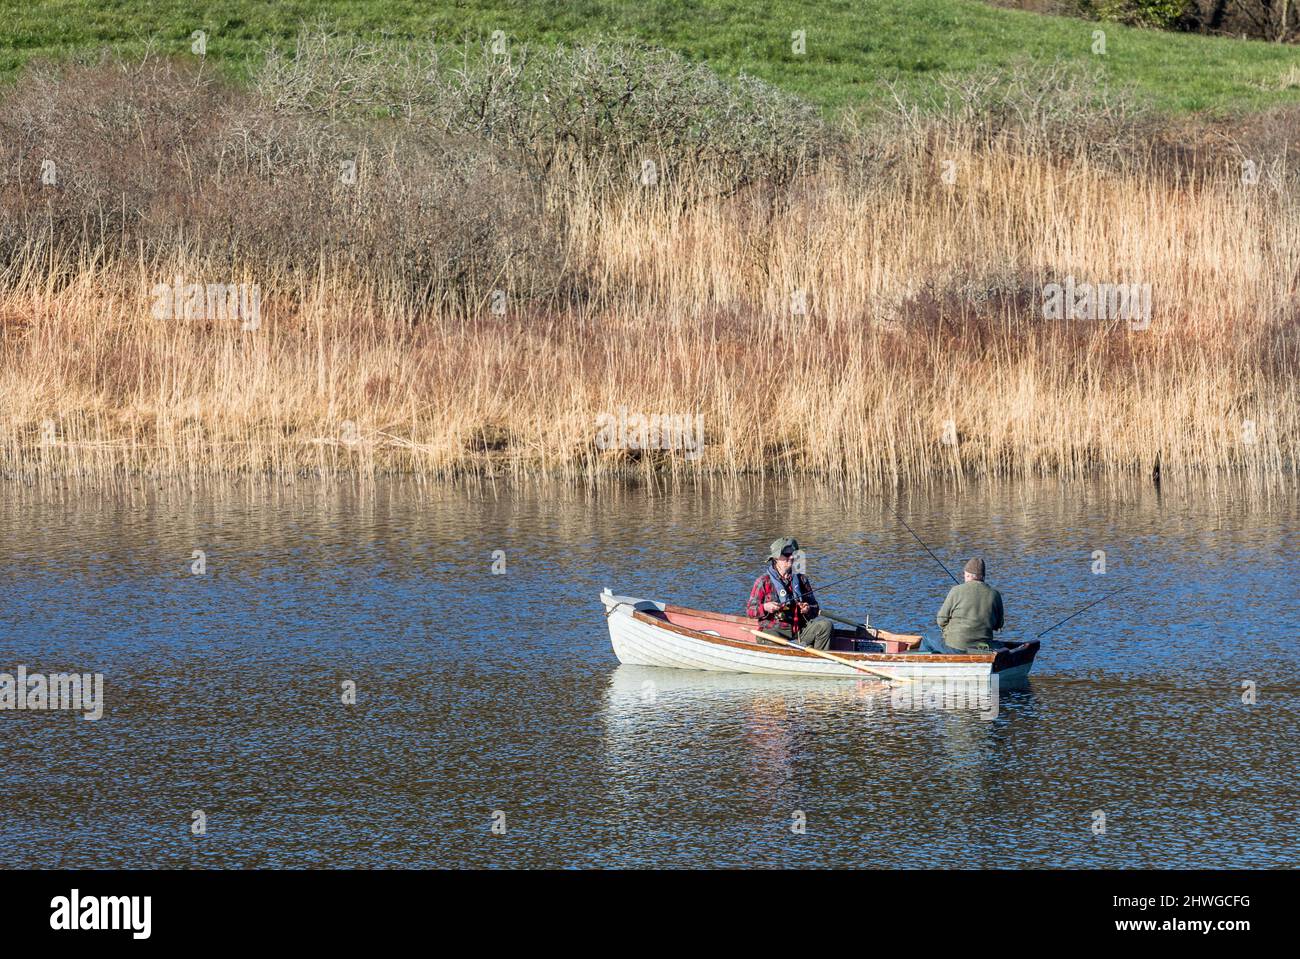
[
  {"x1": 598, "y1": 666, "x2": 886, "y2": 821},
  {"x1": 602, "y1": 664, "x2": 1037, "y2": 721},
  {"x1": 600, "y1": 665, "x2": 1041, "y2": 813}
]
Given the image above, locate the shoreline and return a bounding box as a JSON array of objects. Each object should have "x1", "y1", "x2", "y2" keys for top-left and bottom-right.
[{"x1": 1, "y1": 458, "x2": 1294, "y2": 487}]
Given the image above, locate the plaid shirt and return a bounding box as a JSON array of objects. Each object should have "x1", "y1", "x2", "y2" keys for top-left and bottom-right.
[{"x1": 746, "y1": 567, "x2": 820, "y2": 631}]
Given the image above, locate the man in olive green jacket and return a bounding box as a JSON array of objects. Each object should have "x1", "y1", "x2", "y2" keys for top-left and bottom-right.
[{"x1": 924, "y1": 557, "x2": 1004, "y2": 654}]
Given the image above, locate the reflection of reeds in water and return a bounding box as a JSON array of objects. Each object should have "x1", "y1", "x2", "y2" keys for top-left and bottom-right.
[{"x1": 1, "y1": 143, "x2": 1296, "y2": 484}]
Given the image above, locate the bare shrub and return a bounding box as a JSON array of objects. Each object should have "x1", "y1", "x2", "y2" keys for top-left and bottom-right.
[
  {"x1": 883, "y1": 58, "x2": 1150, "y2": 160},
  {"x1": 255, "y1": 30, "x2": 832, "y2": 202},
  {"x1": 0, "y1": 55, "x2": 237, "y2": 267},
  {"x1": 0, "y1": 53, "x2": 559, "y2": 305}
]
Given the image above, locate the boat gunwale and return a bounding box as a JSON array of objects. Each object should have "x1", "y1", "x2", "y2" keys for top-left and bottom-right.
[
  {"x1": 662, "y1": 602, "x2": 923, "y2": 644},
  {"x1": 631, "y1": 607, "x2": 1002, "y2": 665}
]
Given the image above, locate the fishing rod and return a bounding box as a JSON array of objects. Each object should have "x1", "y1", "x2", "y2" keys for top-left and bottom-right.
[
  {"x1": 885, "y1": 505, "x2": 1130, "y2": 644},
  {"x1": 1035, "y1": 584, "x2": 1132, "y2": 639},
  {"x1": 760, "y1": 569, "x2": 861, "y2": 633},
  {"x1": 754, "y1": 560, "x2": 859, "y2": 601},
  {"x1": 763, "y1": 570, "x2": 862, "y2": 610},
  {"x1": 889, "y1": 504, "x2": 959, "y2": 585},
  {"x1": 800, "y1": 571, "x2": 860, "y2": 595}
]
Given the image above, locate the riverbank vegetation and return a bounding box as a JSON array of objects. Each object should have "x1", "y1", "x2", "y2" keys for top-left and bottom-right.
[{"x1": 0, "y1": 33, "x2": 1296, "y2": 484}]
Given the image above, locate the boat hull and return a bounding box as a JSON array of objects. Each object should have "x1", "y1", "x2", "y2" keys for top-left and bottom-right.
[{"x1": 601, "y1": 589, "x2": 1038, "y2": 682}]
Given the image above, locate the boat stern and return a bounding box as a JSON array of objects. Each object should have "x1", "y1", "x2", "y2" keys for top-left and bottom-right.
[{"x1": 991, "y1": 639, "x2": 1041, "y2": 686}]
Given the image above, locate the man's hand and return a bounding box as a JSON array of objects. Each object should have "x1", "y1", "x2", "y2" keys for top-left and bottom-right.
[
  {"x1": 762, "y1": 601, "x2": 780, "y2": 614},
  {"x1": 797, "y1": 602, "x2": 811, "y2": 614}
]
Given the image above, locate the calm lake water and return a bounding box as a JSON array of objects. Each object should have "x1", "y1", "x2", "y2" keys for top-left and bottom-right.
[{"x1": 1, "y1": 477, "x2": 1296, "y2": 868}]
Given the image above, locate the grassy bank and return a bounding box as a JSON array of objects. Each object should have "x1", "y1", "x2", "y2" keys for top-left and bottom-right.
[
  {"x1": 4, "y1": 0, "x2": 1300, "y2": 114},
  {"x1": 1, "y1": 39, "x2": 1297, "y2": 485}
]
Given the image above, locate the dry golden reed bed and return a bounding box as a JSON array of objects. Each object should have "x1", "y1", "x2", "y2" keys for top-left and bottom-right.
[{"x1": 0, "y1": 45, "x2": 1296, "y2": 485}]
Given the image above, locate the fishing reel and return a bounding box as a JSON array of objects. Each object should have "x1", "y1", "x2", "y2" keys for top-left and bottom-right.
[
  {"x1": 770, "y1": 597, "x2": 816, "y2": 627},
  {"x1": 772, "y1": 597, "x2": 810, "y2": 614}
]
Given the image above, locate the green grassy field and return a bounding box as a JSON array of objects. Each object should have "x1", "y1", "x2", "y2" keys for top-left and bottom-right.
[{"x1": 2, "y1": 0, "x2": 1300, "y2": 115}]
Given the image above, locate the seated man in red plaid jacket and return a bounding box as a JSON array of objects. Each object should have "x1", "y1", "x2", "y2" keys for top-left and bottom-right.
[{"x1": 746, "y1": 536, "x2": 834, "y2": 650}]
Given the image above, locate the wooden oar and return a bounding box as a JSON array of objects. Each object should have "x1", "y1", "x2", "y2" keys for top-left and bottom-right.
[{"x1": 748, "y1": 628, "x2": 910, "y2": 684}]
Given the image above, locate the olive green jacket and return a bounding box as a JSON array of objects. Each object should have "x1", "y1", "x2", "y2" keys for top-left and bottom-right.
[{"x1": 936, "y1": 580, "x2": 1005, "y2": 650}]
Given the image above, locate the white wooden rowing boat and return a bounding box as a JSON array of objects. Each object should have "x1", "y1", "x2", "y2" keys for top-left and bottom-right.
[{"x1": 600, "y1": 589, "x2": 1039, "y2": 683}]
